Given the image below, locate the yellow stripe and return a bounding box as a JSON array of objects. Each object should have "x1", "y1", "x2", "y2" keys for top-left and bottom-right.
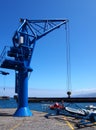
[
  {"x1": 10, "y1": 122, "x2": 22, "y2": 130},
  {"x1": 55, "y1": 122, "x2": 67, "y2": 126},
  {"x1": 63, "y1": 117, "x2": 74, "y2": 130}
]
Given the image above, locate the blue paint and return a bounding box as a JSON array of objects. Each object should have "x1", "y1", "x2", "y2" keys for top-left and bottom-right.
[
  {"x1": 0, "y1": 19, "x2": 68, "y2": 117},
  {"x1": 14, "y1": 71, "x2": 32, "y2": 116},
  {"x1": 14, "y1": 107, "x2": 32, "y2": 117}
]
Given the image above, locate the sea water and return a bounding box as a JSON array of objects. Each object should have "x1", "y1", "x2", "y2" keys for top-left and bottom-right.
[
  {"x1": 0, "y1": 98, "x2": 96, "y2": 112},
  {"x1": 0, "y1": 98, "x2": 48, "y2": 111}
]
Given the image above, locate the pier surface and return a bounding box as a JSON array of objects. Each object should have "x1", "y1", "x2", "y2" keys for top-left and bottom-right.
[{"x1": 0, "y1": 109, "x2": 96, "y2": 130}]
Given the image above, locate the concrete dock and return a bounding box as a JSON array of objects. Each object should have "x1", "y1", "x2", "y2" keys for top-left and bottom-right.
[{"x1": 0, "y1": 109, "x2": 96, "y2": 130}]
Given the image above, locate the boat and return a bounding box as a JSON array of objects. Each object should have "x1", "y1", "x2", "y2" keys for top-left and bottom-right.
[
  {"x1": 82, "y1": 105, "x2": 96, "y2": 115},
  {"x1": 65, "y1": 106, "x2": 86, "y2": 116},
  {"x1": 65, "y1": 105, "x2": 96, "y2": 116},
  {"x1": 49, "y1": 102, "x2": 64, "y2": 110},
  {"x1": 85, "y1": 105, "x2": 96, "y2": 110}
]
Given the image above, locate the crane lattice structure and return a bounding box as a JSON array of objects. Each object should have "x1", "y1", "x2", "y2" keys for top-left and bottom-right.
[{"x1": 0, "y1": 19, "x2": 69, "y2": 116}]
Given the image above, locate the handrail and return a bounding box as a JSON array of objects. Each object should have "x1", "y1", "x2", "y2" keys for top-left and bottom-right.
[{"x1": 0, "y1": 46, "x2": 10, "y2": 65}]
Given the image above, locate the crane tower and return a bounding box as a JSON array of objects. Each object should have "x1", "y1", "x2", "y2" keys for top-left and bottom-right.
[{"x1": 0, "y1": 19, "x2": 68, "y2": 116}]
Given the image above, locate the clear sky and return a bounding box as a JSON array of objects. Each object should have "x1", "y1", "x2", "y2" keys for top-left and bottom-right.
[{"x1": 0, "y1": 0, "x2": 96, "y2": 97}]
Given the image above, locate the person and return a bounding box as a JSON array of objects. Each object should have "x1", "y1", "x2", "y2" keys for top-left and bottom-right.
[{"x1": 61, "y1": 100, "x2": 65, "y2": 109}]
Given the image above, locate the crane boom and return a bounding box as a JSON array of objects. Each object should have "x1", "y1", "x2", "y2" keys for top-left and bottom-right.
[{"x1": 13, "y1": 19, "x2": 68, "y2": 46}]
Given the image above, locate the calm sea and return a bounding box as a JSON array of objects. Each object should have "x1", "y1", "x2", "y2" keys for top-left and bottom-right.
[{"x1": 0, "y1": 98, "x2": 96, "y2": 112}]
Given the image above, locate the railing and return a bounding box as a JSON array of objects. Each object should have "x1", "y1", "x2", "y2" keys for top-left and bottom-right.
[{"x1": 0, "y1": 46, "x2": 10, "y2": 66}]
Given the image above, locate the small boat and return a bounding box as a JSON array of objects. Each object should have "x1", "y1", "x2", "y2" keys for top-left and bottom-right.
[
  {"x1": 85, "y1": 105, "x2": 96, "y2": 110},
  {"x1": 82, "y1": 105, "x2": 96, "y2": 115},
  {"x1": 65, "y1": 106, "x2": 86, "y2": 116},
  {"x1": 49, "y1": 102, "x2": 64, "y2": 110}
]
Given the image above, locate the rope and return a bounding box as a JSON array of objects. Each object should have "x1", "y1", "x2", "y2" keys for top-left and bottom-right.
[{"x1": 65, "y1": 22, "x2": 72, "y2": 94}]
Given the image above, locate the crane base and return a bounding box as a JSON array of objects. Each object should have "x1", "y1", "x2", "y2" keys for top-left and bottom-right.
[{"x1": 14, "y1": 107, "x2": 32, "y2": 117}]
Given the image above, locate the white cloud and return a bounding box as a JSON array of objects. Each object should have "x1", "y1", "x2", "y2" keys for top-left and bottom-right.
[{"x1": 0, "y1": 87, "x2": 96, "y2": 98}]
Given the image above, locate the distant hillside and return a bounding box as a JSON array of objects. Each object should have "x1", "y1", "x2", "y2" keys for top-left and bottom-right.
[{"x1": 74, "y1": 92, "x2": 96, "y2": 97}]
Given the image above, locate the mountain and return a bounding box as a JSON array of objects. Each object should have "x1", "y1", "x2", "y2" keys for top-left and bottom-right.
[{"x1": 74, "y1": 92, "x2": 96, "y2": 97}]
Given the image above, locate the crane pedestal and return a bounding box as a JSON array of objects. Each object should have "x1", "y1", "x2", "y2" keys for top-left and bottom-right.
[
  {"x1": 14, "y1": 107, "x2": 32, "y2": 117},
  {"x1": 14, "y1": 70, "x2": 32, "y2": 117}
]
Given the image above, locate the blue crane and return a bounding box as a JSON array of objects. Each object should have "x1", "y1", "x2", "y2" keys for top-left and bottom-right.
[{"x1": 0, "y1": 19, "x2": 68, "y2": 116}]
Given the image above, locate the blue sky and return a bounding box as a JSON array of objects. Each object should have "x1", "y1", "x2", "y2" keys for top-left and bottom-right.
[{"x1": 0, "y1": 0, "x2": 96, "y2": 97}]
